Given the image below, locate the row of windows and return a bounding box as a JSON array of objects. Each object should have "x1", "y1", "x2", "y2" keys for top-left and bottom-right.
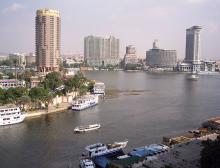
[
  {"x1": 1, "y1": 112, "x2": 19, "y2": 116},
  {"x1": 3, "y1": 118, "x2": 10, "y2": 121},
  {"x1": 2, "y1": 116, "x2": 20, "y2": 120},
  {"x1": 0, "y1": 108, "x2": 18, "y2": 112}
]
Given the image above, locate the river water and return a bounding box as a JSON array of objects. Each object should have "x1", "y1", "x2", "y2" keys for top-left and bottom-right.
[{"x1": 0, "y1": 71, "x2": 220, "y2": 168}]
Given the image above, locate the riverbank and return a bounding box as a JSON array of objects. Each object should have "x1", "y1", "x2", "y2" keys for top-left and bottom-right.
[{"x1": 26, "y1": 102, "x2": 71, "y2": 118}]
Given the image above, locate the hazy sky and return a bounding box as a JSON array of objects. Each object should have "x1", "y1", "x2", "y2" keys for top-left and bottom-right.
[{"x1": 0, "y1": 0, "x2": 219, "y2": 59}]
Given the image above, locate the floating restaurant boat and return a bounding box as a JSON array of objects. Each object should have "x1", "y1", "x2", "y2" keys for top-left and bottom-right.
[
  {"x1": 74, "y1": 123, "x2": 101, "y2": 133},
  {"x1": 0, "y1": 105, "x2": 26, "y2": 126},
  {"x1": 72, "y1": 95, "x2": 99, "y2": 111},
  {"x1": 80, "y1": 159, "x2": 96, "y2": 168},
  {"x1": 84, "y1": 140, "x2": 128, "y2": 158}
]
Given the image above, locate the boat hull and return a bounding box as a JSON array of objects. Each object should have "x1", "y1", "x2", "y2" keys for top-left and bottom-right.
[
  {"x1": 72, "y1": 102, "x2": 98, "y2": 111},
  {"x1": 74, "y1": 124, "x2": 101, "y2": 133},
  {"x1": 0, "y1": 113, "x2": 25, "y2": 126}
]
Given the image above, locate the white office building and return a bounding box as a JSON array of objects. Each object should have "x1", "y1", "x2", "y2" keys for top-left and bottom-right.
[{"x1": 180, "y1": 26, "x2": 202, "y2": 72}]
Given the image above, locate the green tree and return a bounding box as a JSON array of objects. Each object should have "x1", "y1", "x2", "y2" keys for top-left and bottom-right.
[
  {"x1": 200, "y1": 135, "x2": 220, "y2": 168},
  {"x1": 124, "y1": 63, "x2": 141, "y2": 70},
  {"x1": 3, "y1": 87, "x2": 28, "y2": 104},
  {"x1": 6, "y1": 72, "x2": 15, "y2": 79},
  {"x1": 0, "y1": 60, "x2": 11, "y2": 66},
  {"x1": 41, "y1": 72, "x2": 63, "y2": 91},
  {"x1": 29, "y1": 87, "x2": 50, "y2": 109},
  {"x1": 63, "y1": 73, "x2": 91, "y2": 96},
  {"x1": 41, "y1": 93, "x2": 53, "y2": 111},
  {"x1": 0, "y1": 88, "x2": 5, "y2": 105},
  {"x1": 18, "y1": 70, "x2": 36, "y2": 82},
  {"x1": 17, "y1": 95, "x2": 31, "y2": 111}
]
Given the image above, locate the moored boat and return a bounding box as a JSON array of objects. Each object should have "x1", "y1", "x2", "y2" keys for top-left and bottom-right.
[
  {"x1": 74, "y1": 123, "x2": 101, "y2": 133},
  {"x1": 0, "y1": 105, "x2": 25, "y2": 126},
  {"x1": 187, "y1": 73, "x2": 199, "y2": 80},
  {"x1": 72, "y1": 95, "x2": 99, "y2": 111},
  {"x1": 84, "y1": 140, "x2": 128, "y2": 158},
  {"x1": 80, "y1": 159, "x2": 96, "y2": 168},
  {"x1": 93, "y1": 82, "x2": 105, "y2": 95}
]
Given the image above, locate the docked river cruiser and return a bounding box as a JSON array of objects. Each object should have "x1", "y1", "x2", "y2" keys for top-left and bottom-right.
[
  {"x1": 72, "y1": 95, "x2": 99, "y2": 111},
  {"x1": 0, "y1": 105, "x2": 25, "y2": 126},
  {"x1": 84, "y1": 140, "x2": 128, "y2": 158}
]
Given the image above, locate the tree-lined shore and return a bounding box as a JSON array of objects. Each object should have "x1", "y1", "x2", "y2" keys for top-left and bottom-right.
[{"x1": 0, "y1": 72, "x2": 94, "y2": 112}]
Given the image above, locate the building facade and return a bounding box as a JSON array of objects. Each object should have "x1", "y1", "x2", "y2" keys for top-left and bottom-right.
[
  {"x1": 9, "y1": 53, "x2": 26, "y2": 68},
  {"x1": 35, "y1": 9, "x2": 61, "y2": 72},
  {"x1": 84, "y1": 36, "x2": 119, "y2": 67},
  {"x1": 183, "y1": 26, "x2": 202, "y2": 72},
  {"x1": 0, "y1": 79, "x2": 25, "y2": 89},
  {"x1": 124, "y1": 45, "x2": 138, "y2": 65},
  {"x1": 25, "y1": 53, "x2": 36, "y2": 67},
  {"x1": 146, "y1": 40, "x2": 177, "y2": 69}
]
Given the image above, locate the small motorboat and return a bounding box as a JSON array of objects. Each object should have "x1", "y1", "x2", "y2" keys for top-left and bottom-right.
[
  {"x1": 80, "y1": 159, "x2": 96, "y2": 168},
  {"x1": 74, "y1": 123, "x2": 101, "y2": 133}
]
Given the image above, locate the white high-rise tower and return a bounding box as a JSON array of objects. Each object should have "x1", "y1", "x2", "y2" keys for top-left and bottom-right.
[{"x1": 185, "y1": 26, "x2": 202, "y2": 71}]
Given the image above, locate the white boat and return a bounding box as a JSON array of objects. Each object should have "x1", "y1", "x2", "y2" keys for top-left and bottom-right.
[
  {"x1": 0, "y1": 105, "x2": 25, "y2": 126},
  {"x1": 80, "y1": 159, "x2": 96, "y2": 168},
  {"x1": 72, "y1": 95, "x2": 99, "y2": 111},
  {"x1": 198, "y1": 71, "x2": 219, "y2": 75},
  {"x1": 187, "y1": 73, "x2": 199, "y2": 80},
  {"x1": 93, "y1": 82, "x2": 105, "y2": 95},
  {"x1": 84, "y1": 140, "x2": 128, "y2": 158},
  {"x1": 74, "y1": 123, "x2": 101, "y2": 133}
]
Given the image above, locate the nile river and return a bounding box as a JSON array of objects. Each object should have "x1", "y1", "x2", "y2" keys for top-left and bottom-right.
[{"x1": 0, "y1": 71, "x2": 220, "y2": 168}]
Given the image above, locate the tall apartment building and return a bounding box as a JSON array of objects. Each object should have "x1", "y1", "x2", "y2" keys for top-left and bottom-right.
[
  {"x1": 84, "y1": 36, "x2": 119, "y2": 67},
  {"x1": 35, "y1": 9, "x2": 61, "y2": 72}
]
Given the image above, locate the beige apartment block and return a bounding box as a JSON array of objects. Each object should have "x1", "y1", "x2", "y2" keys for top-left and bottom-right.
[{"x1": 35, "y1": 9, "x2": 61, "y2": 72}]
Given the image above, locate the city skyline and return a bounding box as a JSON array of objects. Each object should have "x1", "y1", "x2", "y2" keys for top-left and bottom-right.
[{"x1": 0, "y1": 0, "x2": 220, "y2": 59}]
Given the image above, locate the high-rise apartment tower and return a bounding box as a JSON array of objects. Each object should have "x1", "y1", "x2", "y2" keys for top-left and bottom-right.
[{"x1": 35, "y1": 9, "x2": 61, "y2": 72}]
